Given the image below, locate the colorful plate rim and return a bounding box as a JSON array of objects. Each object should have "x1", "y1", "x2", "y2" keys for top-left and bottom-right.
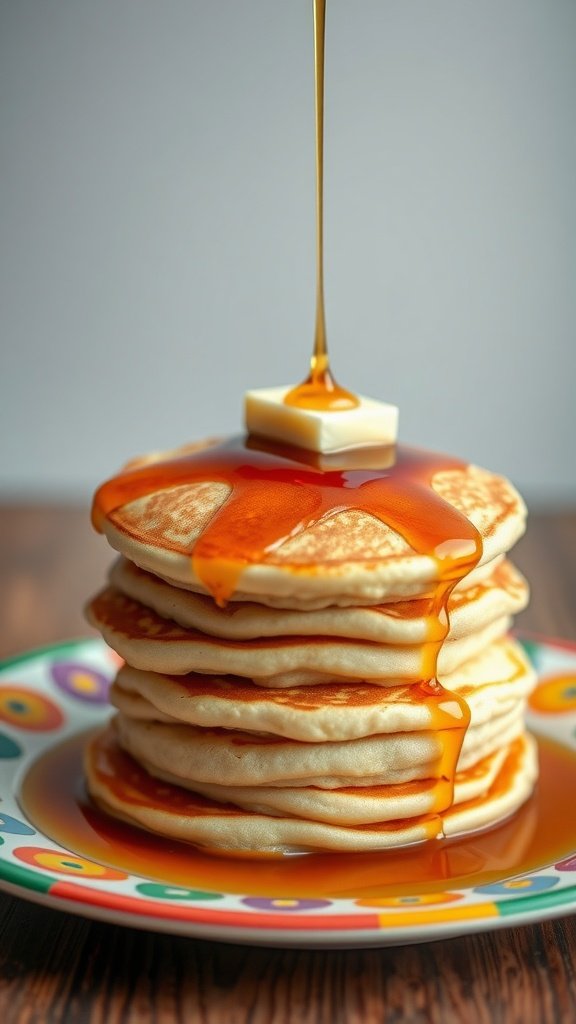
[{"x1": 0, "y1": 633, "x2": 574, "y2": 948}]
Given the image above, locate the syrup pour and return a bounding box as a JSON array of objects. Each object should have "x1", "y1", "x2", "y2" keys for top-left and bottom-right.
[
  {"x1": 20, "y1": 730, "x2": 576, "y2": 898},
  {"x1": 284, "y1": 0, "x2": 358, "y2": 411},
  {"x1": 90, "y1": 0, "x2": 485, "y2": 826}
]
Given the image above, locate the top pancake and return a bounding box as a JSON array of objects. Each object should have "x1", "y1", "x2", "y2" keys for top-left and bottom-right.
[{"x1": 96, "y1": 440, "x2": 527, "y2": 607}]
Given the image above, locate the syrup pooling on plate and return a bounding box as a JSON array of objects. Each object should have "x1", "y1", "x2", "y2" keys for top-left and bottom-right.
[{"x1": 21, "y1": 730, "x2": 576, "y2": 896}]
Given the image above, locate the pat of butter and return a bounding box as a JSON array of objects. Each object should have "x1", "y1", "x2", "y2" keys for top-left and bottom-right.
[{"x1": 245, "y1": 386, "x2": 399, "y2": 453}]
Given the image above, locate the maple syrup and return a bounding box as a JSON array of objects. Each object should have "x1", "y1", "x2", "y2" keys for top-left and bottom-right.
[
  {"x1": 19, "y1": 730, "x2": 576, "y2": 898},
  {"x1": 86, "y1": 0, "x2": 526, "y2": 844},
  {"x1": 284, "y1": 0, "x2": 358, "y2": 412},
  {"x1": 93, "y1": 438, "x2": 481, "y2": 611},
  {"x1": 92, "y1": 435, "x2": 482, "y2": 813}
]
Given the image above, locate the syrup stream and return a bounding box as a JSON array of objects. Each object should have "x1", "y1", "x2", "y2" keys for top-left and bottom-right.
[{"x1": 284, "y1": 0, "x2": 358, "y2": 411}]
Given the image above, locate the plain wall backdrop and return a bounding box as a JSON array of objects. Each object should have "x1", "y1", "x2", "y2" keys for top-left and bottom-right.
[{"x1": 1, "y1": 0, "x2": 575, "y2": 502}]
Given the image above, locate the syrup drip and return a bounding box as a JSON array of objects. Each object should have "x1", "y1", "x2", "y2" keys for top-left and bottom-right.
[
  {"x1": 284, "y1": 0, "x2": 358, "y2": 412},
  {"x1": 20, "y1": 730, "x2": 576, "y2": 897},
  {"x1": 92, "y1": 437, "x2": 481, "y2": 815},
  {"x1": 92, "y1": 438, "x2": 481, "y2": 611}
]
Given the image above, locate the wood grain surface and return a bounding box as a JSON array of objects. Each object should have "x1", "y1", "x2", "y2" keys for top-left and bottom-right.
[{"x1": 0, "y1": 504, "x2": 575, "y2": 1024}]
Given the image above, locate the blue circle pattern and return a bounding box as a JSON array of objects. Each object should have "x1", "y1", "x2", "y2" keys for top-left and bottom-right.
[
  {"x1": 0, "y1": 813, "x2": 36, "y2": 836},
  {"x1": 474, "y1": 875, "x2": 559, "y2": 896}
]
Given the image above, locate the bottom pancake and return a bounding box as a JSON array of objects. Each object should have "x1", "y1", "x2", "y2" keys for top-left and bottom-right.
[{"x1": 85, "y1": 726, "x2": 538, "y2": 854}]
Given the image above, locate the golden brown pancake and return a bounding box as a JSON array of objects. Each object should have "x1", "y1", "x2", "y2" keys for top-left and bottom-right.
[
  {"x1": 109, "y1": 636, "x2": 535, "y2": 742},
  {"x1": 85, "y1": 727, "x2": 538, "y2": 854},
  {"x1": 112, "y1": 703, "x2": 524, "y2": 792},
  {"x1": 96, "y1": 442, "x2": 527, "y2": 606},
  {"x1": 86, "y1": 584, "x2": 514, "y2": 686}
]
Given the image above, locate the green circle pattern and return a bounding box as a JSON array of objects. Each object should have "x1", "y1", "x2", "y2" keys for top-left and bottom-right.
[{"x1": 135, "y1": 882, "x2": 224, "y2": 901}]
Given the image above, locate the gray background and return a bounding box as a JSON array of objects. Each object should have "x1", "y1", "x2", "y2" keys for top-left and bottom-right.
[{"x1": 1, "y1": 0, "x2": 575, "y2": 502}]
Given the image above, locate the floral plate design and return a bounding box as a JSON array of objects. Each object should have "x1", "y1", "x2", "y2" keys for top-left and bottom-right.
[{"x1": 0, "y1": 635, "x2": 574, "y2": 948}]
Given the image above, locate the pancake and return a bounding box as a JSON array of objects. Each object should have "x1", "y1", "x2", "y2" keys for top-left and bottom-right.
[
  {"x1": 87, "y1": 584, "x2": 513, "y2": 685},
  {"x1": 96, "y1": 440, "x2": 527, "y2": 607},
  {"x1": 148, "y1": 554, "x2": 505, "y2": 609},
  {"x1": 85, "y1": 727, "x2": 538, "y2": 853},
  {"x1": 132, "y1": 744, "x2": 511, "y2": 825},
  {"x1": 113, "y1": 703, "x2": 524, "y2": 791},
  {"x1": 109, "y1": 556, "x2": 529, "y2": 643},
  {"x1": 109, "y1": 636, "x2": 536, "y2": 742}
]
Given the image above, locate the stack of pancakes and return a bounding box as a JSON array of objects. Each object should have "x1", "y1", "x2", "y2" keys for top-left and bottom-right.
[{"x1": 86, "y1": 443, "x2": 536, "y2": 855}]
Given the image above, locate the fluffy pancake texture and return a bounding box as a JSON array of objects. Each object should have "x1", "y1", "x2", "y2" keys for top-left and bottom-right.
[
  {"x1": 112, "y1": 702, "x2": 524, "y2": 792},
  {"x1": 109, "y1": 556, "x2": 528, "y2": 643},
  {"x1": 109, "y1": 637, "x2": 535, "y2": 742},
  {"x1": 85, "y1": 728, "x2": 538, "y2": 854},
  {"x1": 86, "y1": 438, "x2": 536, "y2": 854},
  {"x1": 87, "y1": 584, "x2": 514, "y2": 686}
]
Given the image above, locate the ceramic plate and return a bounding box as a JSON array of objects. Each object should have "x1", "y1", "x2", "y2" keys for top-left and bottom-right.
[{"x1": 0, "y1": 635, "x2": 574, "y2": 948}]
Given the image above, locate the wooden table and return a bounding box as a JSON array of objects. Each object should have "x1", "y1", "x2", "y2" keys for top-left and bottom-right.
[{"x1": 0, "y1": 504, "x2": 575, "y2": 1024}]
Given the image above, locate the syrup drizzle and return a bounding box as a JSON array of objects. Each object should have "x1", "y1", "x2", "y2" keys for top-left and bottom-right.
[
  {"x1": 92, "y1": 438, "x2": 482, "y2": 815},
  {"x1": 92, "y1": 438, "x2": 481, "y2": 613},
  {"x1": 90, "y1": 0, "x2": 487, "y2": 826},
  {"x1": 284, "y1": 0, "x2": 358, "y2": 412}
]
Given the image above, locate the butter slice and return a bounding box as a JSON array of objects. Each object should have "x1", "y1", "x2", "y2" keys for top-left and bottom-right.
[{"x1": 245, "y1": 386, "x2": 399, "y2": 454}]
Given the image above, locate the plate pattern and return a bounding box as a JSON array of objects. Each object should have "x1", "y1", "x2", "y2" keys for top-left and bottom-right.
[{"x1": 0, "y1": 636, "x2": 575, "y2": 945}]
